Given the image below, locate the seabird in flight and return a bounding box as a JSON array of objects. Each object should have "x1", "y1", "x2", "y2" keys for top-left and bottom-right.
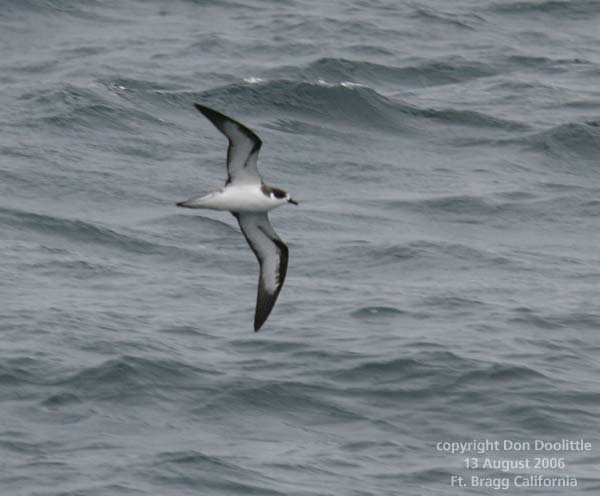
[{"x1": 177, "y1": 104, "x2": 298, "y2": 332}]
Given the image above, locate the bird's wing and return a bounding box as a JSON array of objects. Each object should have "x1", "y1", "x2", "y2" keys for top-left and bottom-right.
[
  {"x1": 234, "y1": 212, "x2": 289, "y2": 331},
  {"x1": 194, "y1": 103, "x2": 263, "y2": 186}
]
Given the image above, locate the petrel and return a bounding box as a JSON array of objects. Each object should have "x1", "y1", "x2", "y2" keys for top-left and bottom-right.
[{"x1": 177, "y1": 104, "x2": 298, "y2": 332}]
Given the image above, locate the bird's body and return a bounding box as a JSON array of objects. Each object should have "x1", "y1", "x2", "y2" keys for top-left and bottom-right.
[
  {"x1": 177, "y1": 104, "x2": 297, "y2": 332},
  {"x1": 179, "y1": 183, "x2": 290, "y2": 212}
]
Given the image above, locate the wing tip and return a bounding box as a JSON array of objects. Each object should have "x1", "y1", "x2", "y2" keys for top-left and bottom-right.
[
  {"x1": 253, "y1": 285, "x2": 285, "y2": 333},
  {"x1": 193, "y1": 102, "x2": 262, "y2": 148},
  {"x1": 194, "y1": 102, "x2": 219, "y2": 119},
  {"x1": 253, "y1": 296, "x2": 275, "y2": 332},
  {"x1": 254, "y1": 311, "x2": 268, "y2": 332}
]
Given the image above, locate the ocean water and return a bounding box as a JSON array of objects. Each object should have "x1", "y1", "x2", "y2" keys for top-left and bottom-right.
[{"x1": 1, "y1": 0, "x2": 600, "y2": 494}]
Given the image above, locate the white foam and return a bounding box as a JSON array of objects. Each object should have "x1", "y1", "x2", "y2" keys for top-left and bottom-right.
[{"x1": 317, "y1": 79, "x2": 366, "y2": 88}]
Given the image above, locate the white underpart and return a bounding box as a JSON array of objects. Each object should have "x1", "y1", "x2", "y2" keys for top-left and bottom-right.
[{"x1": 181, "y1": 184, "x2": 287, "y2": 212}]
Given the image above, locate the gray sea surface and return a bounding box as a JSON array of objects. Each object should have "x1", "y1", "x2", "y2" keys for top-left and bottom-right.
[{"x1": 1, "y1": 1, "x2": 600, "y2": 495}]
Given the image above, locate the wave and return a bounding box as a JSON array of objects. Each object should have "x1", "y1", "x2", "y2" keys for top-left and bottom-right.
[
  {"x1": 22, "y1": 258, "x2": 121, "y2": 279},
  {"x1": 194, "y1": 79, "x2": 527, "y2": 132},
  {"x1": 386, "y1": 194, "x2": 540, "y2": 227},
  {"x1": 525, "y1": 120, "x2": 600, "y2": 162},
  {"x1": 268, "y1": 56, "x2": 497, "y2": 88},
  {"x1": 457, "y1": 362, "x2": 549, "y2": 384},
  {"x1": 387, "y1": 189, "x2": 600, "y2": 224},
  {"x1": 322, "y1": 351, "x2": 491, "y2": 398},
  {"x1": 410, "y1": 6, "x2": 488, "y2": 30},
  {"x1": 0, "y1": 356, "x2": 39, "y2": 388},
  {"x1": 489, "y1": 0, "x2": 600, "y2": 18},
  {"x1": 261, "y1": 118, "x2": 355, "y2": 140},
  {"x1": 502, "y1": 54, "x2": 591, "y2": 71},
  {"x1": 56, "y1": 355, "x2": 219, "y2": 401},
  {"x1": 354, "y1": 240, "x2": 513, "y2": 269},
  {"x1": 0, "y1": 206, "x2": 163, "y2": 255},
  {"x1": 474, "y1": 120, "x2": 600, "y2": 171},
  {"x1": 350, "y1": 306, "x2": 405, "y2": 318},
  {"x1": 418, "y1": 295, "x2": 485, "y2": 310},
  {"x1": 333, "y1": 357, "x2": 433, "y2": 383},
  {"x1": 199, "y1": 79, "x2": 404, "y2": 130},
  {"x1": 20, "y1": 84, "x2": 166, "y2": 132},
  {"x1": 197, "y1": 379, "x2": 365, "y2": 422},
  {"x1": 509, "y1": 309, "x2": 600, "y2": 331},
  {"x1": 389, "y1": 194, "x2": 508, "y2": 216},
  {"x1": 0, "y1": 208, "x2": 239, "y2": 267},
  {"x1": 41, "y1": 392, "x2": 82, "y2": 407},
  {"x1": 2, "y1": 0, "x2": 124, "y2": 22},
  {"x1": 153, "y1": 450, "x2": 287, "y2": 496},
  {"x1": 96, "y1": 74, "x2": 531, "y2": 135},
  {"x1": 340, "y1": 44, "x2": 395, "y2": 57}
]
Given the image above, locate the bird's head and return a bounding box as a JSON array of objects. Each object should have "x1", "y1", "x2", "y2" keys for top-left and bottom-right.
[{"x1": 267, "y1": 186, "x2": 299, "y2": 206}]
